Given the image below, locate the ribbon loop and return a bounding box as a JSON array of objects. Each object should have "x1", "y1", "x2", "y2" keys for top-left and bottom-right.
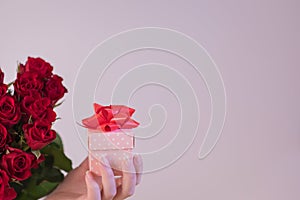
[{"x1": 82, "y1": 103, "x2": 139, "y2": 132}]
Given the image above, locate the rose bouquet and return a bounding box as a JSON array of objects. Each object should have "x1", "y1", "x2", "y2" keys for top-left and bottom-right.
[{"x1": 0, "y1": 57, "x2": 72, "y2": 200}]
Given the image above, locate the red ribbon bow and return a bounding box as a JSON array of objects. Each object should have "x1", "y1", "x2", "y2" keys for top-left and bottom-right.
[{"x1": 82, "y1": 103, "x2": 139, "y2": 132}]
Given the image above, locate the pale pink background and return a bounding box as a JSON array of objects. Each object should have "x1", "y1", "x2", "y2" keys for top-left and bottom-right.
[{"x1": 0, "y1": 1, "x2": 299, "y2": 199}]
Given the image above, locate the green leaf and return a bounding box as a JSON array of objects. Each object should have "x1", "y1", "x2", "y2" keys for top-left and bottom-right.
[
  {"x1": 40, "y1": 134, "x2": 72, "y2": 172},
  {"x1": 16, "y1": 181, "x2": 59, "y2": 200},
  {"x1": 10, "y1": 181, "x2": 23, "y2": 195},
  {"x1": 44, "y1": 155, "x2": 54, "y2": 168},
  {"x1": 38, "y1": 167, "x2": 64, "y2": 184},
  {"x1": 53, "y1": 133, "x2": 64, "y2": 151},
  {"x1": 54, "y1": 100, "x2": 65, "y2": 108},
  {"x1": 15, "y1": 167, "x2": 60, "y2": 200}
]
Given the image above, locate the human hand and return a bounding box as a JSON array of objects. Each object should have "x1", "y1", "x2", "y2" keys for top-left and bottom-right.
[{"x1": 46, "y1": 155, "x2": 143, "y2": 200}]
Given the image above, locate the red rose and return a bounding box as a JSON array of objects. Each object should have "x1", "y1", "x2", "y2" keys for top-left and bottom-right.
[
  {"x1": 0, "y1": 169, "x2": 17, "y2": 200},
  {"x1": 0, "y1": 124, "x2": 10, "y2": 152},
  {"x1": 0, "y1": 95, "x2": 21, "y2": 127},
  {"x1": 44, "y1": 75, "x2": 67, "y2": 104},
  {"x1": 23, "y1": 120, "x2": 56, "y2": 150},
  {"x1": 13, "y1": 71, "x2": 43, "y2": 97},
  {"x1": 19, "y1": 57, "x2": 53, "y2": 78},
  {"x1": 0, "y1": 84, "x2": 7, "y2": 97},
  {"x1": 0, "y1": 69, "x2": 4, "y2": 84},
  {"x1": 1, "y1": 147, "x2": 36, "y2": 181},
  {"x1": 21, "y1": 95, "x2": 56, "y2": 123}
]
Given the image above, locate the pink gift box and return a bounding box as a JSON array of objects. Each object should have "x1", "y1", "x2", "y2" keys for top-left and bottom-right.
[{"x1": 88, "y1": 129, "x2": 134, "y2": 176}]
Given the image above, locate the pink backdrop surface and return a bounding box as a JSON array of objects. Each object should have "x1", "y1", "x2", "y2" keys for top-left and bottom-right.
[{"x1": 0, "y1": 1, "x2": 299, "y2": 199}]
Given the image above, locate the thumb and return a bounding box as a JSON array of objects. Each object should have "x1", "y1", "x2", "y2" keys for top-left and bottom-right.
[{"x1": 85, "y1": 171, "x2": 101, "y2": 200}]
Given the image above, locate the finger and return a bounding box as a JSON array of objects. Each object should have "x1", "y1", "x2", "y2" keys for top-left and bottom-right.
[
  {"x1": 113, "y1": 157, "x2": 136, "y2": 200},
  {"x1": 133, "y1": 154, "x2": 143, "y2": 185},
  {"x1": 99, "y1": 157, "x2": 117, "y2": 200},
  {"x1": 115, "y1": 177, "x2": 122, "y2": 187},
  {"x1": 86, "y1": 171, "x2": 101, "y2": 200}
]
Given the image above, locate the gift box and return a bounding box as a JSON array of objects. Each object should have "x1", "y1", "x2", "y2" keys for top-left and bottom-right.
[
  {"x1": 82, "y1": 103, "x2": 139, "y2": 176},
  {"x1": 88, "y1": 129, "x2": 134, "y2": 176}
]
